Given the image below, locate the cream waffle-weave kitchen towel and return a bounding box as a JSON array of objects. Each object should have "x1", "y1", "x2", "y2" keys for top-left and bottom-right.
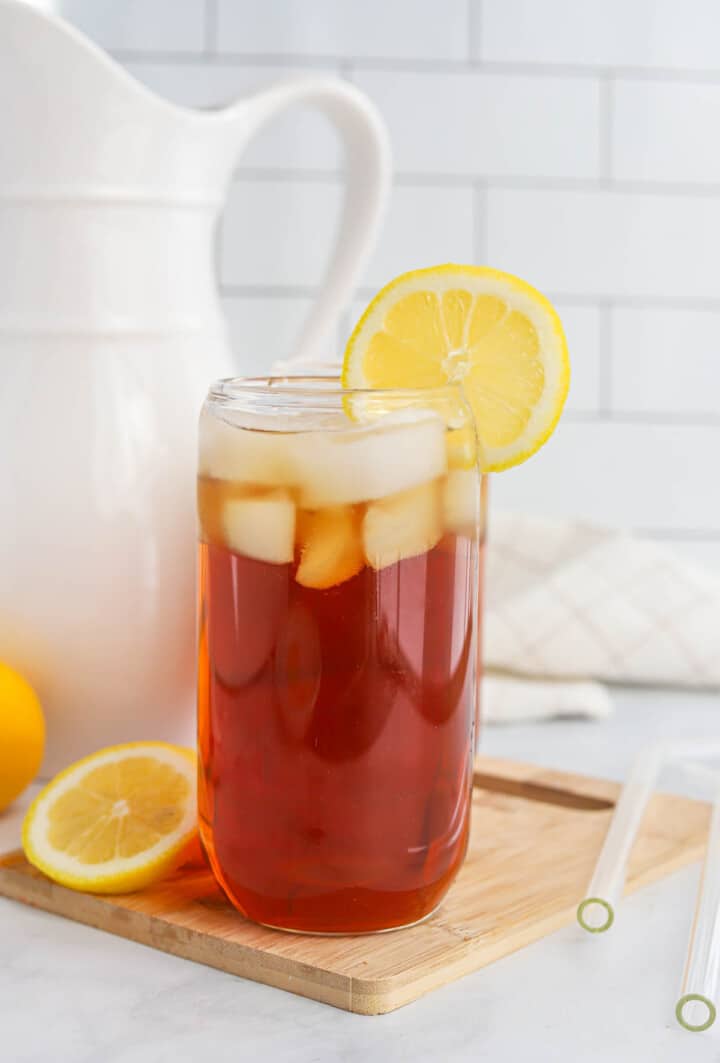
[{"x1": 482, "y1": 512, "x2": 720, "y2": 723}]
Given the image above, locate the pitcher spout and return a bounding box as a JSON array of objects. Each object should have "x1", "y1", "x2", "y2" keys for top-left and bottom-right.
[{"x1": 0, "y1": 0, "x2": 240, "y2": 205}]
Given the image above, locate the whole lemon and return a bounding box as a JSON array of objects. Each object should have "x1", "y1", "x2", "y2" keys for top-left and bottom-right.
[{"x1": 0, "y1": 662, "x2": 45, "y2": 810}]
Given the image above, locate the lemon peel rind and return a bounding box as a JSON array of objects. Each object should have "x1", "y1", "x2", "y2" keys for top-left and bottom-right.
[
  {"x1": 22, "y1": 741, "x2": 197, "y2": 894},
  {"x1": 0, "y1": 662, "x2": 45, "y2": 812},
  {"x1": 342, "y1": 264, "x2": 570, "y2": 473}
]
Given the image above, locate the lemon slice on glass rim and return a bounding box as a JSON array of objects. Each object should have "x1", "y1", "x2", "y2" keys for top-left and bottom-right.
[
  {"x1": 342, "y1": 264, "x2": 569, "y2": 472},
  {"x1": 22, "y1": 742, "x2": 197, "y2": 894}
]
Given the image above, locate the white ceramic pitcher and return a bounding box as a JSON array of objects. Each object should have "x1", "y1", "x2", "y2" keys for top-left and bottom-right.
[{"x1": 0, "y1": 1, "x2": 390, "y2": 773}]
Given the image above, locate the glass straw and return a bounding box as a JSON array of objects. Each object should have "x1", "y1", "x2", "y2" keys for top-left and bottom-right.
[
  {"x1": 577, "y1": 747, "x2": 663, "y2": 932},
  {"x1": 577, "y1": 740, "x2": 720, "y2": 934},
  {"x1": 676, "y1": 771, "x2": 720, "y2": 1033}
]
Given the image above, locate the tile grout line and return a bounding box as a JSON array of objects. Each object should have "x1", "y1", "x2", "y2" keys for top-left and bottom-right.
[
  {"x1": 467, "y1": 0, "x2": 481, "y2": 63},
  {"x1": 219, "y1": 283, "x2": 720, "y2": 314},
  {"x1": 109, "y1": 49, "x2": 720, "y2": 84},
  {"x1": 545, "y1": 293, "x2": 720, "y2": 311},
  {"x1": 597, "y1": 301, "x2": 613, "y2": 415},
  {"x1": 473, "y1": 180, "x2": 488, "y2": 262},
  {"x1": 221, "y1": 284, "x2": 322, "y2": 299},
  {"x1": 225, "y1": 168, "x2": 720, "y2": 199},
  {"x1": 204, "y1": 0, "x2": 218, "y2": 56},
  {"x1": 598, "y1": 74, "x2": 614, "y2": 182},
  {"x1": 639, "y1": 528, "x2": 720, "y2": 542},
  {"x1": 483, "y1": 176, "x2": 720, "y2": 197},
  {"x1": 561, "y1": 410, "x2": 720, "y2": 426}
]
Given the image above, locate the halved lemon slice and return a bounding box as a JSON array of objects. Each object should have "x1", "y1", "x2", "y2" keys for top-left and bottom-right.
[
  {"x1": 23, "y1": 742, "x2": 197, "y2": 894},
  {"x1": 343, "y1": 264, "x2": 569, "y2": 472}
]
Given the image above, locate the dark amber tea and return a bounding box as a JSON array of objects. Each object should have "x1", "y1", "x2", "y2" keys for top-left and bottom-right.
[{"x1": 197, "y1": 379, "x2": 481, "y2": 934}]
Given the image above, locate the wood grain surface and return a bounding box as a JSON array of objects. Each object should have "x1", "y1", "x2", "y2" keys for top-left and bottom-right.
[{"x1": 0, "y1": 757, "x2": 709, "y2": 1015}]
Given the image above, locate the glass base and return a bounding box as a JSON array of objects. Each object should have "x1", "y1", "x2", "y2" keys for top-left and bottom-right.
[{"x1": 253, "y1": 901, "x2": 445, "y2": 937}]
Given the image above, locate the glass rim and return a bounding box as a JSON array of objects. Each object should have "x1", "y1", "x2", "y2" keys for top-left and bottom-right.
[{"x1": 207, "y1": 374, "x2": 466, "y2": 404}]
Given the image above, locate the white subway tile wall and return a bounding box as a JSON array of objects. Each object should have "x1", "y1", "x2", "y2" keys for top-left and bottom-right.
[
  {"x1": 221, "y1": 180, "x2": 343, "y2": 287},
  {"x1": 352, "y1": 71, "x2": 601, "y2": 178},
  {"x1": 215, "y1": 0, "x2": 470, "y2": 61},
  {"x1": 610, "y1": 308, "x2": 720, "y2": 415},
  {"x1": 479, "y1": 0, "x2": 720, "y2": 72},
  {"x1": 486, "y1": 188, "x2": 720, "y2": 300},
  {"x1": 220, "y1": 295, "x2": 329, "y2": 374},
  {"x1": 362, "y1": 185, "x2": 476, "y2": 287},
  {"x1": 58, "y1": 0, "x2": 720, "y2": 565},
  {"x1": 491, "y1": 421, "x2": 720, "y2": 529},
  {"x1": 60, "y1": 0, "x2": 206, "y2": 53},
  {"x1": 612, "y1": 80, "x2": 720, "y2": 185}
]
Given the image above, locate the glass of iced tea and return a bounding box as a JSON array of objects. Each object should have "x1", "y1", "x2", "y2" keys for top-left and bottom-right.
[{"x1": 197, "y1": 377, "x2": 483, "y2": 933}]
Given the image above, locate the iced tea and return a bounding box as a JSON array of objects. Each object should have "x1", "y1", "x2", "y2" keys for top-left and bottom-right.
[{"x1": 197, "y1": 380, "x2": 481, "y2": 933}]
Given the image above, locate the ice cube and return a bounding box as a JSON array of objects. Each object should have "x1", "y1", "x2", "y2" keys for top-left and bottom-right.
[
  {"x1": 295, "y1": 411, "x2": 447, "y2": 508},
  {"x1": 296, "y1": 506, "x2": 364, "y2": 589},
  {"x1": 363, "y1": 480, "x2": 442, "y2": 571},
  {"x1": 443, "y1": 469, "x2": 480, "y2": 534},
  {"x1": 199, "y1": 410, "x2": 294, "y2": 486},
  {"x1": 222, "y1": 492, "x2": 295, "y2": 564}
]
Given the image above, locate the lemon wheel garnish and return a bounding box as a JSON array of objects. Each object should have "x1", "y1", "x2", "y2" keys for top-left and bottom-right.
[
  {"x1": 342, "y1": 264, "x2": 570, "y2": 472},
  {"x1": 22, "y1": 742, "x2": 198, "y2": 894}
]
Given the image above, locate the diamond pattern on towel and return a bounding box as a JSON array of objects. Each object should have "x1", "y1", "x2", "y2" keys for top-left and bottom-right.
[{"x1": 485, "y1": 513, "x2": 720, "y2": 688}]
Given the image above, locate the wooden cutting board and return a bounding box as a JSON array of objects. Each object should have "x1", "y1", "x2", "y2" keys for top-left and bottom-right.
[{"x1": 0, "y1": 757, "x2": 709, "y2": 1015}]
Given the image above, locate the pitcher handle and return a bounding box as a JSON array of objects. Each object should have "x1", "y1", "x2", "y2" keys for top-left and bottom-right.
[{"x1": 237, "y1": 78, "x2": 391, "y2": 368}]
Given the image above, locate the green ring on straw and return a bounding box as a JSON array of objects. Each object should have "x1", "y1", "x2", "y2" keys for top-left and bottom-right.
[
  {"x1": 676, "y1": 994, "x2": 716, "y2": 1032},
  {"x1": 577, "y1": 897, "x2": 614, "y2": 933}
]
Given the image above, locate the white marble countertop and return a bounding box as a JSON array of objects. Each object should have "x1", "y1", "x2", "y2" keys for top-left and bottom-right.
[{"x1": 2, "y1": 687, "x2": 719, "y2": 1063}]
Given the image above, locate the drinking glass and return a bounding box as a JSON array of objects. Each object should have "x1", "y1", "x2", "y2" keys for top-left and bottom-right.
[{"x1": 197, "y1": 377, "x2": 483, "y2": 933}]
